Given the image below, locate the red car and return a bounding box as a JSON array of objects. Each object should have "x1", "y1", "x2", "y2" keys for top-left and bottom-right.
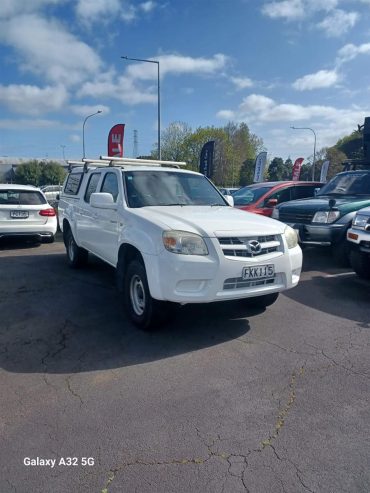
[{"x1": 233, "y1": 181, "x2": 324, "y2": 217}]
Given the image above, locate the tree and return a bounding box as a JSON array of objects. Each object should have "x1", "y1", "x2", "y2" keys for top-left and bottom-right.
[
  {"x1": 154, "y1": 121, "x2": 192, "y2": 161},
  {"x1": 267, "y1": 157, "x2": 285, "y2": 181},
  {"x1": 15, "y1": 161, "x2": 42, "y2": 186},
  {"x1": 40, "y1": 161, "x2": 66, "y2": 186},
  {"x1": 239, "y1": 159, "x2": 255, "y2": 186}
]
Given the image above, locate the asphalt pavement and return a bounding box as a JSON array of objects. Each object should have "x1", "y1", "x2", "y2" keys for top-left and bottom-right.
[{"x1": 0, "y1": 235, "x2": 369, "y2": 493}]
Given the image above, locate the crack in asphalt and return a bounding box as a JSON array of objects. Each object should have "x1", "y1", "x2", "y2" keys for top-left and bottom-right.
[{"x1": 65, "y1": 375, "x2": 83, "y2": 406}]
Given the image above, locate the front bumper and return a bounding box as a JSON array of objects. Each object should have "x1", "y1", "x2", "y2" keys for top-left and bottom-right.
[
  {"x1": 143, "y1": 239, "x2": 302, "y2": 303},
  {"x1": 347, "y1": 227, "x2": 370, "y2": 254},
  {"x1": 286, "y1": 222, "x2": 345, "y2": 246}
]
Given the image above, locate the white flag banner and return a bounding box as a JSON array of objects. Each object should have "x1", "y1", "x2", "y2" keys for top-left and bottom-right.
[
  {"x1": 320, "y1": 160, "x2": 330, "y2": 183},
  {"x1": 253, "y1": 151, "x2": 268, "y2": 183}
]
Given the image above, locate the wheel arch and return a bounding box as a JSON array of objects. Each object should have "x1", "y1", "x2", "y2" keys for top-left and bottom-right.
[{"x1": 116, "y1": 243, "x2": 144, "y2": 292}]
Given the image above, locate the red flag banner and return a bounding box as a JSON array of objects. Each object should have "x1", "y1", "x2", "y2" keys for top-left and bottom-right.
[
  {"x1": 108, "y1": 124, "x2": 125, "y2": 157},
  {"x1": 292, "y1": 157, "x2": 304, "y2": 181}
]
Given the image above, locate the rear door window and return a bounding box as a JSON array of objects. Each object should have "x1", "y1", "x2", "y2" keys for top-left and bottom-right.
[
  {"x1": 84, "y1": 173, "x2": 101, "y2": 203},
  {"x1": 293, "y1": 185, "x2": 317, "y2": 200},
  {"x1": 64, "y1": 173, "x2": 83, "y2": 195}
]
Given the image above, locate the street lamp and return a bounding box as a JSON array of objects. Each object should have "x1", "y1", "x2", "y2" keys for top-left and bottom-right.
[
  {"x1": 82, "y1": 110, "x2": 102, "y2": 158},
  {"x1": 290, "y1": 126, "x2": 317, "y2": 181},
  {"x1": 121, "y1": 55, "x2": 161, "y2": 160}
]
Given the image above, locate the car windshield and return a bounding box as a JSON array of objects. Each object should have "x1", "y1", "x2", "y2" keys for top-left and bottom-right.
[
  {"x1": 232, "y1": 186, "x2": 273, "y2": 206},
  {"x1": 0, "y1": 190, "x2": 46, "y2": 205},
  {"x1": 123, "y1": 170, "x2": 227, "y2": 208},
  {"x1": 317, "y1": 172, "x2": 370, "y2": 196}
]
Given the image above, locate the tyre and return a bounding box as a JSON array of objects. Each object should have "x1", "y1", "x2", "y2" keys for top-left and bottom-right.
[
  {"x1": 248, "y1": 292, "x2": 279, "y2": 309},
  {"x1": 123, "y1": 259, "x2": 170, "y2": 330},
  {"x1": 350, "y1": 250, "x2": 370, "y2": 279},
  {"x1": 64, "y1": 228, "x2": 88, "y2": 268}
]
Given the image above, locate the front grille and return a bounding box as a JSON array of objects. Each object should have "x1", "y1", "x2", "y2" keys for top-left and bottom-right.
[
  {"x1": 217, "y1": 235, "x2": 282, "y2": 258},
  {"x1": 279, "y1": 211, "x2": 314, "y2": 224},
  {"x1": 223, "y1": 276, "x2": 276, "y2": 290}
]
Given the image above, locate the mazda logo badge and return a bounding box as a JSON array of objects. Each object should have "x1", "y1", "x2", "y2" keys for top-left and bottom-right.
[{"x1": 246, "y1": 240, "x2": 262, "y2": 254}]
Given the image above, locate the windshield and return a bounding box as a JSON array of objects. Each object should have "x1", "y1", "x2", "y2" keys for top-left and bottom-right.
[
  {"x1": 232, "y1": 186, "x2": 272, "y2": 206},
  {"x1": 318, "y1": 172, "x2": 370, "y2": 196},
  {"x1": 123, "y1": 170, "x2": 227, "y2": 208},
  {"x1": 0, "y1": 190, "x2": 46, "y2": 205}
]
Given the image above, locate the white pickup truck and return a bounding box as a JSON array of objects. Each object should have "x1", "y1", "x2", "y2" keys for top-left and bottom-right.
[
  {"x1": 58, "y1": 157, "x2": 302, "y2": 330},
  {"x1": 347, "y1": 206, "x2": 370, "y2": 279}
]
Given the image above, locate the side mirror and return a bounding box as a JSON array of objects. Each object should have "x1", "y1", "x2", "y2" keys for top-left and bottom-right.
[
  {"x1": 266, "y1": 198, "x2": 278, "y2": 208},
  {"x1": 225, "y1": 195, "x2": 234, "y2": 207},
  {"x1": 90, "y1": 192, "x2": 117, "y2": 209},
  {"x1": 56, "y1": 193, "x2": 60, "y2": 201}
]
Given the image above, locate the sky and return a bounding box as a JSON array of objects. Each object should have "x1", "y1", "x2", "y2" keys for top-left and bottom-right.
[{"x1": 1, "y1": 0, "x2": 370, "y2": 164}]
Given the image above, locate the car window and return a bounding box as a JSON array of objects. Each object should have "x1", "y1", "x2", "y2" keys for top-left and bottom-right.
[
  {"x1": 64, "y1": 173, "x2": 83, "y2": 195},
  {"x1": 124, "y1": 171, "x2": 226, "y2": 208},
  {"x1": 318, "y1": 172, "x2": 370, "y2": 196},
  {"x1": 233, "y1": 186, "x2": 273, "y2": 206},
  {"x1": 293, "y1": 185, "x2": 318, "y2": 199},
  {"x1": 101, "y1": 172, "x2": 119, "y2": 202},
  {"x1": 264, "y1": 187, "x2": 291, "y2": 205},
  {"x1": 0, "y1": 190, "x2": 46, "y2": 205},
  {"x1": 84, "y1": 173, "x2": 101, "y2": 203}
]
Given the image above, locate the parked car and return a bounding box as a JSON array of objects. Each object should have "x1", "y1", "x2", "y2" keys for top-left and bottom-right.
[
  {"x1": 219, "y1": 187, "x2": 240, "y2": 195},
  {"x1": 272, "y1": 169, "x2": 370, "y2": 263},
  {"x1": 233, "y1": 181, "x2": 324, "y2": 217},
  {"x1": 41, "y1": 185, "x2": 63, "y2": 204},
  {"x1": 0, "y1": 184, "x2": 57, "y2": 243},
  {"x1": 58, "y1": 157, "x2": 302, "y2": 330},
  {"x1": 347, "y1": 206, "x2": 370, "y2": 278}
]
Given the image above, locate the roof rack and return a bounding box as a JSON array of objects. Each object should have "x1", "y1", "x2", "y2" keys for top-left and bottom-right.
[{"x1": 67, "y1": 156, "x2": 187, "y2": 172}]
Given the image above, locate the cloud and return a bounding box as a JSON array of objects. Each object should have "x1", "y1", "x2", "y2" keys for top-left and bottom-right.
[
  {"x1": 69, "y1": 104, "x2": 110, "y2": 116},
  {"x1": 0, "y1": 118, "x2": 62, "y2": 129},
  {"x1": 75, "y1": 0, "x2": 121, "y2": 23},
  {"x1": 261, "y1": 0, "x2": 305, "y2": 20},
  {"x1": 230, "y1": 76, "x2": 254, "y2": 90},
  {"x1": 216, "y1": 93, "x2": 368, "y2": 126},
  {"x1": 317, "y1": 9, "x2": 358, "y2": 37},
  {"x1": 0, "y1": 0, "x2": 63, "y2": 19},
  {"x1": 0, "y1": 14, "x2": 102, "y2": 86},
  {"x1": 0, "y1": 84, "x2": 68, "y2": 115},
  {"x1": 337, "y1": 42, "x2": 370, "y2": 63},
  {"x1": 293, "y1": 69, "x2": 339, "y2": 90},
  {"x1": 140, "y1": 1, "x2": 156, "y2": 13}
]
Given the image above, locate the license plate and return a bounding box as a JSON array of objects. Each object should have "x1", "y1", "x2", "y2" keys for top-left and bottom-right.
[
  {"x1": 10, "y1": 210, "x2": 29, "y2": 219},
  {"x1": 242, "y1": 264, "x2": 275, "y2": 280}
]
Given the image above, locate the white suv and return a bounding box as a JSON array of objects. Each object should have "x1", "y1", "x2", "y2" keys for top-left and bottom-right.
[
  {"x1": 347, "y1": 206, "x2": 370, "y2": 279},
  {"x1": 58, "y1": 157, "x2": 302, "y2": 329}
]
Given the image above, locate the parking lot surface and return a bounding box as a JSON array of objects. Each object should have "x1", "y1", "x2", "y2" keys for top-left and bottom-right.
[{"x1": 0, "y1": 235, "x2": 369, "y2": 493}]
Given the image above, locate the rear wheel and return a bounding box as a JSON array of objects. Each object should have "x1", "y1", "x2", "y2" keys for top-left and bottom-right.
[
  {"x1": 247, "y1": 292, "x2": 279, "y2": 309},
  {"x1": 64, "y1": 228, "x2": 88, "y2": 268},
  {"x1": 350, "y1": 250, "x2": 370, "y2": 279},
  {"x1": 123, "y1": 259, "x2": 171, "y2": 330}
]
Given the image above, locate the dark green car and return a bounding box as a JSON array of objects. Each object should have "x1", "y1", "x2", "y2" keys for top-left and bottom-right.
[{"x1": 272, "y1": 169, "x2": 370, "y2": 263}]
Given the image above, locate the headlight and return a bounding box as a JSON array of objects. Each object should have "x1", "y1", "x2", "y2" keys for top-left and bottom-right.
[
  {"x1": 271, "y1": 208, "x2": 279, "y2": 219},
  {"x1": 163, "y1": 230, "x2": 208, "y2": 255},
  {"x1": 284, "y1": 225, "x2": 298, "y2": 249},
  {"x1": 312, "y1": 210, "x2": 340, "y2": 224},
  {"x1": 352, "y1": 214, "x2": 369, "y2": 229}
]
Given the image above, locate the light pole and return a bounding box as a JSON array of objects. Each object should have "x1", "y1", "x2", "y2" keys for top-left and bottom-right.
[
  {"x1": 121, "y1": 56, "x2": 161, "y2": 160},
  {"x1": 290, "y1": 126, "x2": 317, "y2": 181},
  {"x1": 82, "y1": 110, "x2": 102, "y2": 158}
]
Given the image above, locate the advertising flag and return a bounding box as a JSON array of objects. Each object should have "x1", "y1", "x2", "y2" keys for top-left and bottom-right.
[
  {"x1": 108, "y1": 124, "x2": 125, "y2": 157},
  {"x1": 199, "y1": 141, "x2": 215, "y2": 178},
  {"x1": 253, "y1": 151, "x2": 267, "y2": 183},
  {"x1": 320, "y1": 160, "x2": 330, "y2": 183},
  {"x1": 292, "y1": 157, "x2": 304, "y2": 181}
]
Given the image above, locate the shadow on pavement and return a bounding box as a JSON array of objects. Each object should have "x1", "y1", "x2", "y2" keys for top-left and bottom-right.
[{"x1": 0, "y1": 251, "x2": 253, "y2": 375}]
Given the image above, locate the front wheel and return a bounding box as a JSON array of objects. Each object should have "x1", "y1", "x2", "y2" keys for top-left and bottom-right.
[
  {"x1": 64, "y1": 228, "x2": 88, "y2": 268},
  {"x1": 350, "y1": 250, "x2": 370, "y2": 279},
  {"x1": 123, "y1": 259, "x2": 171, "y2": 330}
]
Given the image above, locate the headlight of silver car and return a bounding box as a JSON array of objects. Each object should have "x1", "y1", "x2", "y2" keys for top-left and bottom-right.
[
  {"x1": 284, "y1": 225, "x2": 298, "y2": 249},
  {"x1": 163, "y1": 230, "x2": 209, "y2": 255},
  {"x1": 312, "y1": 210, "x2": 340, "y2": 224},
  {"x1": 352, "y1": 213, "x2": 369, "y2": 229}
]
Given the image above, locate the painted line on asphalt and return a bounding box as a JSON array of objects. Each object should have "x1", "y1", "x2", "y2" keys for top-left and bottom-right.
[{"x1": 323, "y1": 272, "x2": 355, "y2": 278}]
